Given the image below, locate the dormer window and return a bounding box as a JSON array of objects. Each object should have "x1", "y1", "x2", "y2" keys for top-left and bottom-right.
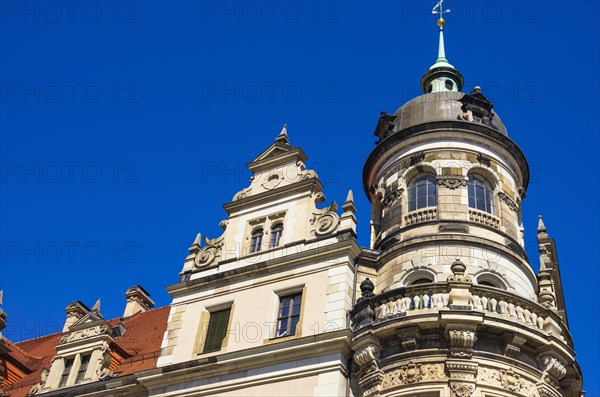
[
  {"x1": 250, "y1": 228, "x2": 263, "y2": 253},
  {"x1": 57, "y1": 353, "x2": 94, "y2": 388}
]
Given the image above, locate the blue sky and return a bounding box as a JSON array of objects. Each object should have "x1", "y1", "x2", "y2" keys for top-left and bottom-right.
[{"x1": 1, "y1": 0, "x2": 598, "y2": 392}]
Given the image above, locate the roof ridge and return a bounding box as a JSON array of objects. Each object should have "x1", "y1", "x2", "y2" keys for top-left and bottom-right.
[
  {"x1": 13, "y1": 305, "x2": 171, "y2": 345},
  {"x1": 13, "y1": 330, "x2": 62, "y2": 345}
]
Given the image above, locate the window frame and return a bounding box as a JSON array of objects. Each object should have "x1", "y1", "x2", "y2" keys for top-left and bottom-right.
[
  {"x1": 276, "y1": 292, "x2": 303, "y2": 338},
  {"x1": 58, "y1": 357, "x2": 75, "y2": 387},
  {"x1": 407, "y1": 174, "x2": 437, "y2": 212},
  {"x1": 467, "y1": 174, "x2": 495, "y2": 214},
  {"x1": 269, "y1": 223, "x2": 284, "y2": 248},
  {"x1": 249, "y1": 227, "x2": 263, "y2": 253},
  {"x1": 74, "y1": 354, "x2": 91, "y2": 383}
]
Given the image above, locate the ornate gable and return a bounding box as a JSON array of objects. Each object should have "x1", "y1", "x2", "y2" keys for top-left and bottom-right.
[{"x1": 178, "y1": 125, "x2": 358, "y2": 276}]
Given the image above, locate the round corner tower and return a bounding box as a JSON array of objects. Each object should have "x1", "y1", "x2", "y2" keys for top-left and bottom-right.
[{"x1": 351, "y1": 9, "x2": 582, "y2": 397}]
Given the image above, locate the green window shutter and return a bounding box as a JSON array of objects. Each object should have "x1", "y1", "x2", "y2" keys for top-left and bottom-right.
[{"x1": 203, "y1": 308, "x2": 231, "y2": 353}]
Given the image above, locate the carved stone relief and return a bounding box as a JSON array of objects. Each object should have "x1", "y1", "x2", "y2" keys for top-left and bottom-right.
[
  {"x1": 311, "y1": 200, "x2": 339, "y2": 236},
  {"x1": 477, "y1": 366, "x2": 539, "y2": 396},
  {"x1": 381, "y1": 362, "x2": 445, "y2": 389},
  {"x1": 59, "y1": 324, "x2": 110, "y2": 345},
  {"x1": 437, "y1": 176, "x2": 467, "y2": 189},
  {"x1": 95, "y1": 341, "x2": 113, "y2": 381},
  {"x1": 193, "y1": 236, "x2": 224, "y2": 268},
  {"x1": 499, "y1": 192, "x2": 519, "y2": 211},
  {"x1": 450, "y1": 382, "x2": 475, "y2": 397}
]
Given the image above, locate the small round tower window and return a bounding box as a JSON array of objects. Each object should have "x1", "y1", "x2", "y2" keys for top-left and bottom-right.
[{"x1": 445, "y1": 80, "x2": 454, "y2": 90}]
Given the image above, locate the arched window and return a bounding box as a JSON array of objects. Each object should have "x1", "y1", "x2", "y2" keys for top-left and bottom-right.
[
  {"x1": 468, "y1": 175, "x2": 494, "y2": 214},
  {"x1": 410, "y1": 278, "x2": 433, "y2": 286},
  {"x1": 476, "y1": 274, "x2": 508, "y2": 290},
  {"x1": 270, "y1": 223, "x2": 283, "y2": 248},
  {"x1": 250, "y1": 228, "x2": 263, "y2": 253},
  {"x1": 401, "y1": 270, "x2": 436, "y2": 287},
  {"x1": 408, "y1": 174, "x2": 437, "y2": 212}
]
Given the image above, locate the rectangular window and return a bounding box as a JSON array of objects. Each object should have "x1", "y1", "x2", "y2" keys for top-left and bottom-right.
[
  {"x1": 203, "y1": 308, "x2": 231, "y2": 353},
  {"x1": 59, "y1": 358, "x2": 74, "y2": 387},
  {"x1": 277, "y1": 293, "x2": 302, "y2": 337},
  {"x1": 75, "y1": 354, "x2": 91, "y2": 383}
]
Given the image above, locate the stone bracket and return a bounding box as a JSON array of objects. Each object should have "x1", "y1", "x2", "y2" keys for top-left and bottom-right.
[
  {"x1": 444, "y1": 322, "x2": 478, "y2": 359},
  {"x1": 396, "y1": 326, "x2": 420, "y2": 351},
  {"x1": 447, "y1": 360, "x2": 478, "y2": 397},
  {"x1": 502, "y1": 332, "x2": 527, "y2": 358},
  {"x1": 359, "y1": 369, "x2": 384, "y2": 397}
]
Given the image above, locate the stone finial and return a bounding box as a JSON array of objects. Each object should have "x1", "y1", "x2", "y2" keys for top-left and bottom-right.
[
  {"x1": 342, "y1": 190, "x2": 356, "y2": 213},
  {"x1": 124, "y1": 285, "x2": 155, "y2": 317},
  {"x1": 91, "y1": 298, "x2": 101, "y2": 313},
  {"x1": 0, "y1": 290, "x2": 3, "y2": 307},
  {"x1": 339, "y1": 190, "x2": 358, "y2": 234},
  {"x1": 537, "y1": 215, "x2": 549, "y2": 239},
  {"x1": 188, "y1": 233, "x2": 202, "y2": 254},
  {"x1": 450, "y1": 258, "x2": 467, "y2": 276},
  {"x1": 63, "y1": 301, "x2": 89, "y2": 332},
  {"x1": 360, "y1": 278, "x2": 375, "y2": 300},
  {"x1": 447, "y1": 259, "x2": 473, "y2": 308},
  {"x1": 275, "y1": 124, "x2": 289, "y2": 144}
]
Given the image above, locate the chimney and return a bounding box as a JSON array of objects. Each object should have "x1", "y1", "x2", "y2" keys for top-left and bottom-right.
[
  {"x1": 63, "y1": 301, "x2": 89, "y2": 332},
  {"x1": 124, "y1": 286, "x2": 154, "y2": 317}
]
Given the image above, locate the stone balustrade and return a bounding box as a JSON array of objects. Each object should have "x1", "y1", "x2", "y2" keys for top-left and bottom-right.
[
  {"x1": 404, "y1": 208, "x2": 437, "y2": 226},
  {"x1": 470, "y1": 285, "x2": 550, "y2": 333},
  {"x1": 468, "y1": 209, "x2": 500, "y2": 229},
  {"x1": 351, "y1": 283, "x2": 572, "y2": 346}
]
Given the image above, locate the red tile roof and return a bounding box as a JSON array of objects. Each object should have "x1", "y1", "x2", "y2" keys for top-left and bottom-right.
[{"x1": 2, "y1": 306, "x2": 170, "y2": 397}]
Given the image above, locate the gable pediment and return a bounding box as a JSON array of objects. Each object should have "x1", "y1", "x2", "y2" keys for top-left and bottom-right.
[
  {"x1": 69, "y1": 311, "x2": 110, "y2": 332},
  {"x1": 248, "y1": 142, "x2": 308, "y2": 173},
  {"x1": 251, "y1": 143, "x2": 294, "y2": 163}
]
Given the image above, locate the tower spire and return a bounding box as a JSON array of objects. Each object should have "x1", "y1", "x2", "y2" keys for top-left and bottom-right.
[
  {"x1": 420, "y1": 0, "x2": 463, "y2": 93},
  {"x1": 432, "y1": 0, "x2": 451, "y2": 66}
]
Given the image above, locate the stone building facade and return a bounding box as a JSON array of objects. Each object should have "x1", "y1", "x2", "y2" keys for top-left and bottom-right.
[{"x1": 0, "y1": 17, "x2": 583, "y2": 397}]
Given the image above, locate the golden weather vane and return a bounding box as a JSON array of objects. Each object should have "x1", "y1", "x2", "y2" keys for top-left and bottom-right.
[{"x1": 432, "y1": 0, "x2": 451, "y2": 27}]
